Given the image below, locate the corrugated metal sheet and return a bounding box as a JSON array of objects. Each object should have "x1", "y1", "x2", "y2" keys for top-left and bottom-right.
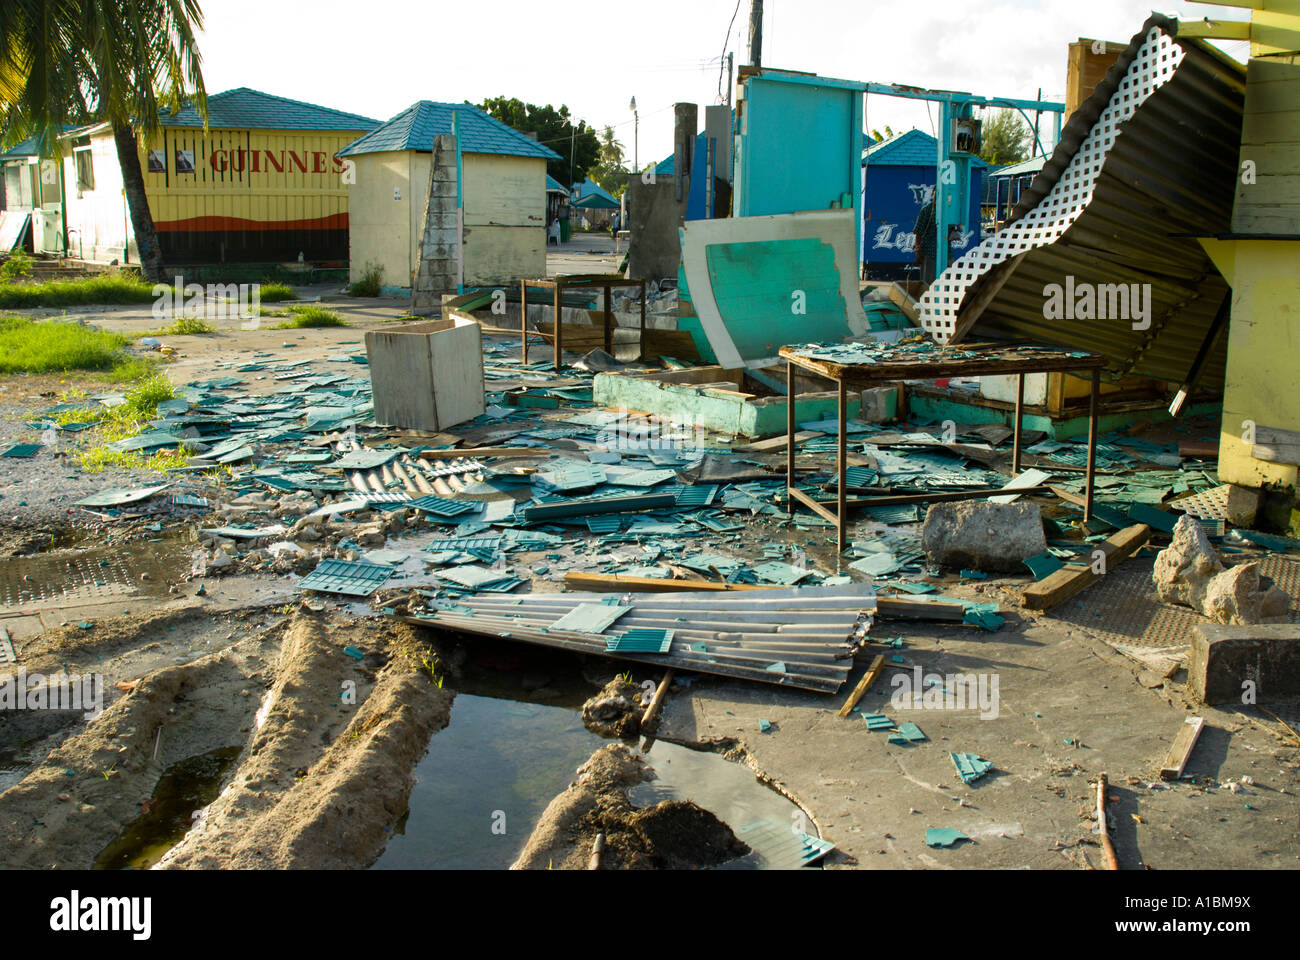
[
  {"x1": 398, "y1": 583, "x2": 875, "y2": 693},
  {"x1": 928, "y1": 15, "x2": 1247, "y2": 386}
]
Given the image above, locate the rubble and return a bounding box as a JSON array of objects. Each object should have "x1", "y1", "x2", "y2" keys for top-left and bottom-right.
[
  {"x1": 1153, "y1": 516, "x2": 1289, "y2": 624},
  {"x1": 920, "y1": 501, "x2": 1048, "y2": 573}
]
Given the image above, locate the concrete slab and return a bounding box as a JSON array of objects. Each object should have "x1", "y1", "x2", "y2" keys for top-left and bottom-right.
[{"x1": 1190, "y1": 623, "x2": 1300, "y2": 705}]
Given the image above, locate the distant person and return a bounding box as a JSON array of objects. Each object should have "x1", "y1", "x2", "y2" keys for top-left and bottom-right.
[
  {"x1": 610, "y1": 211, "x2": 621, "y2": 245},
  {"x1": 913, "y1": 198, "x2": 937, "y2": 287},
  {"x1": 548, "y1": 218, "x2": 561, "y2": 246}
]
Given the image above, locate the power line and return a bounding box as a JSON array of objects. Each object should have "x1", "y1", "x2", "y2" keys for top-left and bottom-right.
[{"x1": 718, "y1": 0, "x2": 743, "y2": 102}]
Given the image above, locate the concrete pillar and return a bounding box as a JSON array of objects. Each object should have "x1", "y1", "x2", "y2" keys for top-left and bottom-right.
[
  {"x1": 410, "y1": 134, "x2": 460, "y2": 317},
  {"x1": 673, "y1": 103, "x2": 698, "y2": 203},
  {"x1": 1189, "y1": 623, "x2": 1300, "y2": 705}
]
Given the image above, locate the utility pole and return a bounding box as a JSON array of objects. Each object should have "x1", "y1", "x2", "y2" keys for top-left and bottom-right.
[
  {"x1": 748, "y1": 0, "x2": 763, "y2": 68},
  {"x1": 726, "y1": 52, "x2": 735, "y2": 106}
]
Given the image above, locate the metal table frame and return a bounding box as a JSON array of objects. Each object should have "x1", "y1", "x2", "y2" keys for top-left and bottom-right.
[
  {"x1": 520, "y1": 274, "x2": 647, "y2": 369},
  {"x1": 779, "y1": 342, "x2": 1110, "y2": 555}
]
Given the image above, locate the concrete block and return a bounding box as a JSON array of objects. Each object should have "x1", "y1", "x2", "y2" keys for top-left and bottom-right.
[
  {"x1": 922, "y1": 501, "x2": 1047, "y2": 573},
  {"x1": 1189, "y1": 623, "x2": 1300, "y2": 705},
  {"x1": 365, "y1": 316, "x2": 485, "y2": 431},
  {"x1": 1226, "y1": 484, "x2": 1261, "y2": 527},
  {"x1": 859, "y1": 385, "x2": 899, "y2": 423}
]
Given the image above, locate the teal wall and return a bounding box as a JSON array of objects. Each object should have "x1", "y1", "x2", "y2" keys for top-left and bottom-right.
[{"x1": 735, "y1": 72, "x2": 867, "y2": 262}]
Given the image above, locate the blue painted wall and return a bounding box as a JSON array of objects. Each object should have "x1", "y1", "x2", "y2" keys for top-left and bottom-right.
[{"x1": 861, "y1": 164, "x2": 983, "y2": 273}]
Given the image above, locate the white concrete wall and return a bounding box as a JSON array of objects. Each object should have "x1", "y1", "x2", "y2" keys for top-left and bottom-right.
[{"x1": 62, "y1": 131, "x2": 139, "y2": 264}]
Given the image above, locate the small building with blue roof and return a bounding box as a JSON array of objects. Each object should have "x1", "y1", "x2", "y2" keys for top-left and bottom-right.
[{"x1": 339, "y1": 101, "x2": 562, "y2": 289}]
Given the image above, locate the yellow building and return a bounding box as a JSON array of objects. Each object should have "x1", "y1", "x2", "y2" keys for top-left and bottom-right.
[
  {"x1": 59, "y1": 88, "x2": 378, "y2": 266},
  {"x1": 1185, "y1": 2, "x2": 1300, "y2": 530},
  {"x1": 338, "y1": 102, "x2": 560, "y2": 291}
]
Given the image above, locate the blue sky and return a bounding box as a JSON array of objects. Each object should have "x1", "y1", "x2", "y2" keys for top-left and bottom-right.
[{"x1": 193, "y1": 0, "x2": 1251, "y2": 173}]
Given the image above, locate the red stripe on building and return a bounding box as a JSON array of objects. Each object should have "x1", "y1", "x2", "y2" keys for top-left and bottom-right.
[{"x1": 154, "y1": 213, "x2": 350, "y2": 233}]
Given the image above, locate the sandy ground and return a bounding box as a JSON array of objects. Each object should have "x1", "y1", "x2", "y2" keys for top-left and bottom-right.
[{"x1": 2, "y1": 276, "x2": 1298, "y2": 872}]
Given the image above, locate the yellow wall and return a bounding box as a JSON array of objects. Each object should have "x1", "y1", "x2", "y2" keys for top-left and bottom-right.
[
  {"x1": 1203, "y1": 239, "x2": 1300, "y2": 492},
  {"x1": 348, "y1": 149, "x2": 547, "y2": 288},
  {"x1": 61, "y1": 125, "x2": 369, "y2": 263}
]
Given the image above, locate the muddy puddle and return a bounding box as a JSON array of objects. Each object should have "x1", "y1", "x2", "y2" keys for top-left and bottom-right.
[
  {"x1": 94, "y1": 746, "x2": 241, "y2": 870},
  {"x1": 376, "y1": 654, "x2": 813, "y2": 870},
  {"x1": 0, "y1": 529, "x2": 193, "y2": 610}
]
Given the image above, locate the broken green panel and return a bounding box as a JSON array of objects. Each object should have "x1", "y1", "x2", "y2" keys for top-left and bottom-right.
[
  {"x1": 549, "y1": 603, "x2": 632, "y2": 635},
  {"x1": 925, "y1": 828, "x2": 970, "y2": 848},
  {"x1": 959, "y1": 569, "x2": 989, "y2": 580},
  {"x1": 536, "y1": 462, "x2": 607, "y2": 492},
  {"x1": 1235, "y1": 530, "x2": 1300, "y2": 552},
  {"x1": 586, "y1": 515, "x2": 625, "y2": 534},
  {"x1": 688, "y1": 641, "x2": 708, "y2": 653},
  {"x1": 752, "y1": 561, "x2": 812, "y2": 585},
  {"x1": 950, "y1": 752, "x2": 993, "y2": 784},
  {"x1": 108, "y1": 432, "x2": 184, "y2": 453},
  {"x1": 862, "y1": 504, "x2": 920, "y2": 524},
  {"x1": 673, "y1": 484, "x2": 719, "y2": 508},
  {"x1": 611, "y1": 468, "x2": 677, "y2": 488},
  {"x1": 764, "y1": 661, "x2": 787, "y2": 674},
  {"x1": 885, "y1": 581, "x2": 937, "y2": 594},
  {"x1": 285, "y1": 452, "x2": 334, "y2": 464},
  {"x1": 796, "y1": 832, "x2": 836, "y2": 865},
  {"x1": 963, "y1": 603, "x2": 1004, "y2": 632},
  {"x1": 335, "y1": 449, "x2": 402, "y2": 470},
  {"x1": 1, "y1": 443, "x2": 42, "y2": 458},
  {"x1": 694, "y1": 513, "x2": 744, "y2": 533},
  {"x1": 861, "y1": 713, "x2": 894, "y2": 730},
  {"x1": 849, "y1": 553, "x2": 899, "y2": 578},
  {"x1": 200, "y1": 524, "x2": 288, "y2": 539},
  {"x1": 75, "y1": 484, "x2": 171, "y2": 508},
  {"x1": 1127, "y1": 503, "x2": 1177, "y2": 533},
  {"x1": 298, "y1": 558, "x2": 395, "y2": 597},
  {"x1": 1088, "y1": 503, "x2": 1130, "y2": 530},
  {"x1": 893, "y1": 721, "x2": 926, "y2": 742},
  {"x1": 605, "y1": 629, "x2": 674, "y2": 653},
  {"x1": 679, "y1": 553, "x2": 743, "y2": 575},
  {"x1": 436, "y1": 565, "x2": 511, "y2": 589},
  {"x1": 475, "y1": 577, "x2": 525, "y2": 593},
  {"x1": 842, "y1": 466, "x2": 879, "y2": 490},
  {"x1": 1023, "y1": 553, "x2": 1065, "y2": 580},
  {"x1": 408, "y1": 496, "x2": 477, "y2": 518}
]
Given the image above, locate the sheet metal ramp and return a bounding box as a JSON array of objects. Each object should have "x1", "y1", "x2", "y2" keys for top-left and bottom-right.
[{"x1": 396, "y1": 584, "x2": 876, "y2": 693}]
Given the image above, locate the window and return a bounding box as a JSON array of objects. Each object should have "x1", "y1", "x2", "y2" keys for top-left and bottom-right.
[{"x1": 74, "y1": 148, "x2": 94, "y2": 192}]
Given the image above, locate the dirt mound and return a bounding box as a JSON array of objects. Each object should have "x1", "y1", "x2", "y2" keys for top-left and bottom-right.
[
  {"x1": 512, "y1": 744, "x2": 748, "y2": 870},
  {"x1": 160, "y1": 615, "x2": 452, "y2": 869},
  {"x1": 581, "y1": 676, "x2": 644, "y2": 739}
]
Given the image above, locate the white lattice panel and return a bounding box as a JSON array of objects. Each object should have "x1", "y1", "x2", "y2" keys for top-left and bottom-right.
[{"x1": 918, "y1": 26, "x2": 1185, "y2": 341}]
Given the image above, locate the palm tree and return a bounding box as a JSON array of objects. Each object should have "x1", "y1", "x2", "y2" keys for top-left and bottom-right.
[{"x1": 0, "y1": 0, "x2": 207, "y2": 281}]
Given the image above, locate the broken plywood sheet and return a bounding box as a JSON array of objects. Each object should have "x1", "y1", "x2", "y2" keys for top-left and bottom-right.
[{"x1": 679, "y1": 210, "x2": 869, "y2": 369}]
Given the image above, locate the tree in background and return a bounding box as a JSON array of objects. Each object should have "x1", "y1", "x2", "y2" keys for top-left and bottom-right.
[
  {"x1": 979, "y1": 110, "x2": 1031, "y2": 166},
  {"x1": 870, "y1": 125, "x2": 896, "y2": 143},
  {"x1": 0, "y1": 0, "x2": 208, "y2": 282},
  {"x1": 478, "y1": 96, "x2": 600, "y2": 187},
  {"x1": 588, "y1": 125, "x2": 628, "y2": 198}
]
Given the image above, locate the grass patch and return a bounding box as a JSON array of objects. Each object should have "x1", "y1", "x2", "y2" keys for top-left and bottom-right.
[
  {"x1": 133, "y1": 316, "x2": 217, "y2": 338},
  {"x1": 347, "y1": 261, "x2": 384, "y2": 298},
  {"x1": 275, "y1": 306, "x2": 347, "y2": 328},
  {"x1": 258, "y1": 282, "x2": 298, "y2": 303},
  {"x1": 0, "y1": 272, "x2": 156, "y2": 309},
  {"x1": 0, "y1": 315, "x2": 130, "y2": 374},
  {"x1": 71, "y1": 374, "x2": 186, "y2": 473}
]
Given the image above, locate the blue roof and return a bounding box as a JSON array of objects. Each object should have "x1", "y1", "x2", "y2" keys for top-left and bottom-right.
[
  {"x1": 989, "y1": 155, "x2": 1046, "y2": 179},
  {"x1": 546, "y1": 174, "x2": 568, "y2": 193},
  {"x1": 158, "y1": 88, "x2": 380, "y2": 132},
  {"x1": 339, "y1": 102, "x2": 562, "y2": 161},
  {"x1": 572, "y1": 179, "x2": 616, "y2": 204},
  {"x1": 863, "y1": 129, "x2": 988, "y2": 168},
  {"x1": 1, "y1": 127, "x2": 76, "y2": 159},
  {"x1": 655, "y1": 153, "x2": 674, "y2": 175}
]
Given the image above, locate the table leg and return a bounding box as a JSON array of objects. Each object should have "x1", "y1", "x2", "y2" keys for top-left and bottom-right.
[
  {"x1": 1012, "y1": 372, "x2": 1025, "y2": 474},
  {"x1": 1085, "y1": 368, "x2": 1099, "y2": 523},
  {"x1": 786, "y1": 359, "x2": 795, "y2": 510},
  {"x1": 639, "y1": 280, "x2": 647, "y2": 362},
  {"x1": 603, "y1": 285, "x2": 612, "y2": 355},
  {"x1": 837, "y1": 377, "x2": 848, "y2": 557},
  {"x1": 520, "y1": 281, "x2": 528, "y2": 365},
  {"x1": 553, "y1": 283, "x2": 563, "y2": 371}
]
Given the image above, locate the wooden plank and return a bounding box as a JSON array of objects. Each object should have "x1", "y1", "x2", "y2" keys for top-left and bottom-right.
[
  {"x1": 781, "y1": 343, "x2": 1107, "y2": 386},
  {"x1": 564, "y1": 572, "x2": 770, "y2": 592},
  {"x1": 733, "y1": 430, "x2": 824, "y2": 453},
  {"x1": 991, "y1": 469, "x2": 1054, "y2": 504},
  {"x1": 639, "y1": 669, "x2": 675, "y2": 742},
  {"x1": 838, "y1": 654, "x2": 886, "y2": 718},
  {"x1": 1097, "y1": 773, "x2": 1120, "y2": 870},
  {"x1": 1252, "y1": 424, "x2": 1300, "y2": 465},
  {"x1": 1160, "y1": 716, "x2": 1206, "y2": 781},
  {"x1": 887, "y1": 283, "x2": 920, "y2": 324},
  {"x1": 1020, "y1": 523, "x2": 1151, "y2": 611}
]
